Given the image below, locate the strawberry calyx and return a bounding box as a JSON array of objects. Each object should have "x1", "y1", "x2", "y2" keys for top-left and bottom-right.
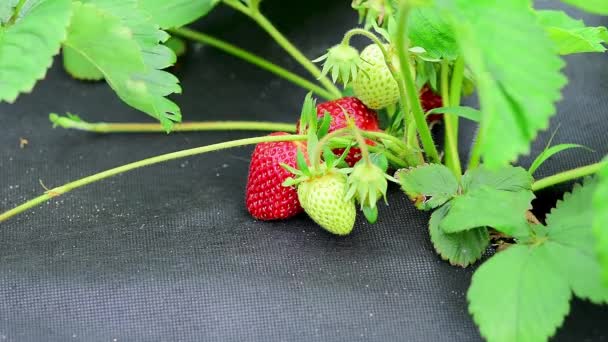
[{"x1": 313, "y1": 44, "x2": 363, "y2": 87}]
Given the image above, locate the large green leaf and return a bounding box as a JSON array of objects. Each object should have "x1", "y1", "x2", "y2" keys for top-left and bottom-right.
[
  {"x1": 559, "y1": 0, "x2": 608, "y2": 15},
  {"x1": 468, "y1": 245, "x2": 572, "y2": 342},
  {"x1": 0, "y1": 0, "x2": 72, "y2": 103},
  {"x1": 64, "y1": 1, "x2": 181, "y2": 131},
  {"x1": 63, "y1": 46, "x2": 105, "y2": 80},
  {"x1": 439, "y1": 0, "x2": 567, "y2": 167},
  {"x1": 440, "y1": 186, "x2": 534, "y2": 236},
  {"x1": 461, "y1": 166, "x2": 532, "y2": 193},
  {"x1": 595, "y1": 161, "x2": 608, "y2": 285},
  {"x1": 139, "y1": 0, "x2": 220, "y2": 29},
  {"x1": 408, "y1": 6, "x2": 458, "y2": 60},
  {"x1": 397, "y1": 164, "x2": 459, "y2": 210},
  {"x1": 468, "y1": 177, "x2": 608, "y2": 342},
  {"x1": 546, "y1": 178, "x2": 608, "y2": 303},
  {"x1": 429, "y1": 205, "x2": 489, "y2": 267},
  {"x1": 537, "y1": 10, "x2": 608, "y2": 55}
]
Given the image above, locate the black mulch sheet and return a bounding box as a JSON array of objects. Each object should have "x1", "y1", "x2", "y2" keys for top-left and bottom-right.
[{"x1": 1, "y1": 1, "x2": 607, "y2": 341}]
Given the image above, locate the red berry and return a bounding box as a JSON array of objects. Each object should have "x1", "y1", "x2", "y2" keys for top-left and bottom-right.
[
  {"x1": 420, "y1": 85, "x2": 443, "y2": 124},
  {"x1": 313, "y1": 97, "x2": 380, "y2": 166},
  {"x1": 245, "y1": 132, "x2": 305, "y2": 220}
]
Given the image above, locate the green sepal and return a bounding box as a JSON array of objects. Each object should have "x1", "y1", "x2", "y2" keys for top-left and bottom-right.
[
  {"x1": 362, "y1": 205, "x2": 378, "y2": 224},
  {"x1": 317, "y1": 112, "x2": 332, "y2": 139},
  {"x1": 296, "y1": 148, "x2": 310, "y2": 176}
]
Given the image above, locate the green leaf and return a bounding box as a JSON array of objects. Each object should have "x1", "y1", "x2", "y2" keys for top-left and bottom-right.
[
  {"x1": 559, "y1": 0, "x2": 608, "y2": 16},
  {"x1": 469, "y1": 178, "x2": 608, "y2": 341},
  {"x1": 0, "y1": 1, "x2": 17, "y2": 24},
  {"x1": 429, "y1": 205, "x2": 489, "y2": 267},
  {"x1": 0, "y1": 0, "x2": 72, "y2": 103},
  {"x1": 440, "y1": 186, "x2": 534, "y2": 236},
  {"x1": 407, "y1": 7, "x2": 459, "y2": 60},
  {"x1": 594, "y1": 161, "x2": 608, "y2": 285},
  {"x1": 426, "y1": 106, "x2": 481, "y2": 122},
  {"x1": 397, "y1": 164, "x2": 459, "y2": 210},
  {"x1": 362, "y1": 204, "x2": 378, "y2": 224},
  {"x1": 468, "y1": 244, "x2": 572, "y2": 342},
  {"x1": 545, "y1": 178, "x2": 608, "y2": 303},
  {"x1": 439, "y1": 0, "x2": 567, "y2": 167},
  {"x1": 462, "y1": 166, "x2": 532, "y2": 193},
  {"x1": 529, "y1": 143, "x2": 591, "y2": 175},
  {"x1": 64, "y1": 1, "x2": 181, "y2": 131},
  {"x1": 139, "y1": 0, "x2": 220, "y2": 29},
  {"x1": 537, "y1": 10, "x2": 608, "y2": 55},
  {"x1": 165, "y1": 36, "x2": 187, "y2": 57},
  {"x1": 63, "y1": 46, "x2": 104, "y2": 81}
]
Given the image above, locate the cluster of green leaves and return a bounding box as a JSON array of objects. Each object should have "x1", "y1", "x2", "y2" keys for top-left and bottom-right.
[
  {"x1": 399, "y1": 164, "x2": 534, "y2": 266},
  {"x1": 470, "y1": 178, "x2": 608, "y2": 342},
  {"x1": 406, "y1": 0, "x2": 607, "y2": 167},
  {"x1": 399, "y1": 164, "x2": 608, "y2": 341},
  {"x1": 0, "y1": 0, "x2": 219, "y2": 131}
]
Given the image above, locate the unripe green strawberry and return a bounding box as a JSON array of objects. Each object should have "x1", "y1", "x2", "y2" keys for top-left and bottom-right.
[
  {"x1": 297, "y1": 172, "x2": 356, "y2": 236},
  {"x1": 353, "y1": 44, "x2": 400, "y2": 110}
]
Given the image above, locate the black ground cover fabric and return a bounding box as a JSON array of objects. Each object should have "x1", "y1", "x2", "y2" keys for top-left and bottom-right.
[{"x1": 0, "y1": 1, "x2": 607, "y2": 341}]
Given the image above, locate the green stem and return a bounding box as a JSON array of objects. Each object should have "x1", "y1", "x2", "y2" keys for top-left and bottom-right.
[
  {"x1": 396, "y1": 4, "x2": 440, "y2": 164},
  {"x1": 242, "y1": 8, "x2": 342, "y2": 99},
  {"x1": 169, "y1": 27, "x2": 335, "y2": 100},
  {"x1": 50, "y1": 113, "x2": 297, "y2": 133},
  {"x1": 342, "y1": 28, "x2": 423, "y2": 164},
  {"x1": 531, "y1": 161, "x2": 605, "y2": 192},
  {"x1": 441, "y1": 60, "x2": 462, "y2": 179},
  {"x1": 313, "y1": 128, "x2": 350, "y2": 168},
  {"x1": 468, "y1": 131, "x2": 483, "y2": 169},
  {"x1": 7, "y1": 0, "x2": 26, "y2": 25},
  {"x1": 221, "y1": 0, "x2": 340, "y2": 98},
  {"x1": 0, "y1": 134, "x2": 307, "y2": 223}
]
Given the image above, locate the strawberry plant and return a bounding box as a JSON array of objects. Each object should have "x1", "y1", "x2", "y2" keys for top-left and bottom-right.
[{"x1": 1, "y1": 0, "x2": 608, "y2": 340}]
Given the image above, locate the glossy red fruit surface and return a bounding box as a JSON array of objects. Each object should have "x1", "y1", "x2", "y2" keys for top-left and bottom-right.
[
  {"x1": 245, "y1": 132, "x2": 304, "y2": 220},
  {"x1": 420, "y1": 85, "x2": 444, "y2": 124},
  {"x1": 314, "y1": 97, "x2": 380, "y2": 166}
]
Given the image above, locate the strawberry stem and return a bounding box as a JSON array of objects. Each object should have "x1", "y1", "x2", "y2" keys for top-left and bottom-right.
[
  {"x1": 441, "y1": 60, "x2": 462, "y2": 179},
  {"x1": 222, "y1": 0, "x2": 342, "y2": 99},
  {"x1": 168, "y1": 27, "x2": 336, "y2": 100},
  {"x1": 531, "y1": 161, "x2": 606, "y2": 191},
  {"x1": 396, "y1": 4, "x2": 441, "y2": 164},
  {"x1": 6, "y1": 0, "x2": 26, "y2": 26},
  {"x1": 0, "y1": 134, "x2": 307, "y2": 223},
  {"x1": 49, "y1": 113, "x2": 297, "y2": 134}
]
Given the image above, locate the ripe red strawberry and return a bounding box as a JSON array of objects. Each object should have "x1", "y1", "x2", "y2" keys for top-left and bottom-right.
[
  {"x1": 245, "y1": 132, "x2": 305, "y2": 220},
  {"x1": 420, "y1": 84, "x2": 443, "y2": 124},
  {"x1": 313, "y1": 97, "x2": 380, "y2": 166}
]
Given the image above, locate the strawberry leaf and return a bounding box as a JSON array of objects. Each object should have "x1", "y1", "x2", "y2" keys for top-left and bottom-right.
[
  {"x1": 545, "y1": 177, "x2": 608, "y2": 303},
  {"x1": 397, "y1": 164, "x2": 459, "y2": 211},
  {"x1": 63, "y1": 46, "x2": 105, "y2": 81},
  {"x1": 594, "y1": 161, "x2": 608, "y2": 286},
  {"x1": 139, "y1": 0, "x2": 220, "y2": 29},
  {"x1": 0, "y1": 0, "x2": 72, "y2": 103},
  {"x1": 440, "y1": 166, "x2": 534, "y2": 236},
  {"x1": 437, "y1": 0, "x2": 567, "y2": 167},
  {"x1": 407, "y1": 7, "x2": 459, "y2": 60},
  {"x1": 440, "y1": 186, "x2": 534, "y2": 236},
  {"x1": 461, "y1": 166, "x2": 532, "y2": 193},
  {"x1": 429, "y1": 205, "x2": 489, "y2": 267},
  {"x1": 468, "y1": 177, "x2": 608, "y2": 342},
  {"x1": 536, "y1": 10, "x2": 608, "y2": 55},
  {"x1": 64, "y1": 1, "x2": 182, "y2": 131},
  {"x1": 558, "y1": 0, "x2": 608, "y2": 15},
  {"x1": 468, "y1": 244, "x2": 572, "y2": 342}
]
